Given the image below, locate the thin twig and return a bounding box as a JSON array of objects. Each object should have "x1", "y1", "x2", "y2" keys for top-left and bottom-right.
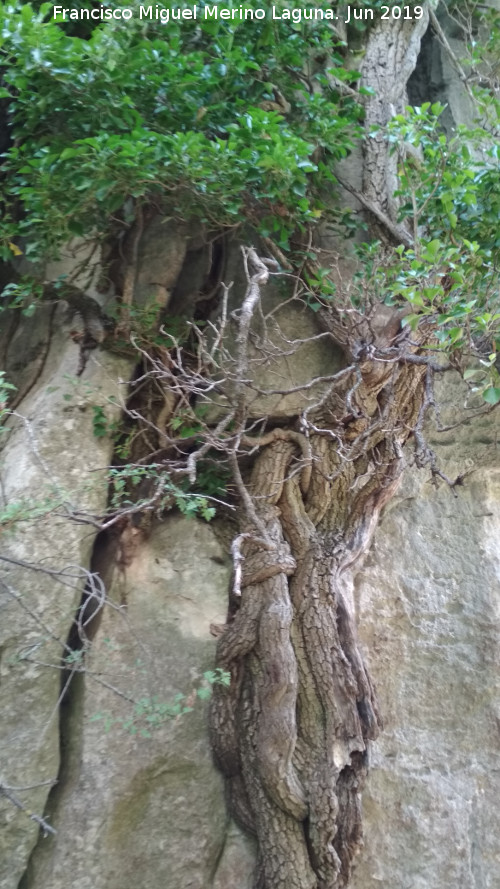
[{"x1": 0, "y1": 783, "x2": 56, "y2": 837}]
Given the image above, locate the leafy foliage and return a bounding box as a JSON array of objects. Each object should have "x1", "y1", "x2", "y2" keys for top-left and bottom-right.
[
  {"x1": 91, "y1": 404, "x2": 111, "y2": 438},
  {"x1": 0, "y1": 0, "x2": 362, "y2": 258},
  {"x1": 0, "y1": 371, "x2": 16, "y2": 423},
  {"x1": 384, "y1": 102, "x2": 500, "y2": 399},
  {"x1": 0, "y1": 492, "x2": 66, "y2": 533},
  {"x1": 89, "y1": 668, "x2": 231, "y2": 738},
  {"x1": 301, "y1": 92, "x2": 500, "y2": 403},
  {"x1": 2, "y1": 2, "x2": 500, "y2": 405},
  {"x1": 0, "y1": 278, "x2": 43, "y2": 315},
  {"x1": 108, "y1": 464, "x2": 216, "y2": 521}
]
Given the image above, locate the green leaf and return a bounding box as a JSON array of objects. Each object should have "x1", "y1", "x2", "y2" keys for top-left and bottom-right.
[
  {"x1": 463, "y1": 368, "x2": 479, "y2": 380},
  {"x1": 483, "y1": 387, "x2": 500, "y2": 405}
]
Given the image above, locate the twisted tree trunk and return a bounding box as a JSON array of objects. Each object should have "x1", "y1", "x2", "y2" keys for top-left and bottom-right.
[
  {"x1": 209, "y1": 13, "x2": 439, "y2": 883},
  {"x1": 211, "y1": 318, "x2": 428, "y2": 886}
]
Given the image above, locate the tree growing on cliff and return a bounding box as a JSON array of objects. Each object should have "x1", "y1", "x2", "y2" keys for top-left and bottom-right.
[{"x1": 1, "y1": 1, "x2": 500, "y2": 887}]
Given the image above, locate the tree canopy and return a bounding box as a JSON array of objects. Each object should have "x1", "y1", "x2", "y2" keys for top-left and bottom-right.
[{"x1": 2, "y1": 2, "x2": 500, "y2": 398}]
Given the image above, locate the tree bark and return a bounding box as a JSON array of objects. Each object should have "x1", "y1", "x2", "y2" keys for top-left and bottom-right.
[{"x1": 211, "y1": 337, "x2": 427, "y2": 887}]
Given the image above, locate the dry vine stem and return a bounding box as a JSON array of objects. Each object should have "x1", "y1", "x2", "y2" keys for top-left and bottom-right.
[{"x1": 0, "y1": 783, "x2": 57, "y2": 838}]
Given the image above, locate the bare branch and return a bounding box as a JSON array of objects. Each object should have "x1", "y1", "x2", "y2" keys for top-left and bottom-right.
[
  {"x1": 0, "y1": 783, "x2": 57, "y2": 837},
  {"x1": 231, "y1": 532, "x2": 254, "y2": 597},
  {"x1": 233, "y1": 246, "x2": 271, "y2": 424},
  {"x1": 429, "y1": 7, "x2": 476, "y2": 104},
  {"x1": 228, "y1": 451, "x2": 271, "y2": 543},
  {"x1": 335, "y1": 175, "x2": 414, "y2": 248},
  {"x1": 399, "y1": 353, "x2": 451, "y2": 371},
  {"x1": 242, "y1": 428, "x2": 313, "y2": 495}
]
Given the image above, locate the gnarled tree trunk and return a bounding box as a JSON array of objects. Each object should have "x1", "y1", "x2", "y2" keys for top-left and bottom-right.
[
  {"x1": 210, "y1": 10, "x2": 436, "y2": 887},
  {"x1": 211, "y1": 328, "x2": 427, "y2": 887}
]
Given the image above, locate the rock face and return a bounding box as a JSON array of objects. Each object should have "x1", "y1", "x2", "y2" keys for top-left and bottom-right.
[
  {"x1": 3, "y1": 293, "x2": 500, "y2": 886},
  {"x1": 206, "y1": 246, "x2": 343, "y2": 422},
  {"x1": 19, "y1": 515, "x2": 242, "y2": 889},
  {"x1": 351, "y1": 378, "x2": 500, "y2": 889},
  {"x1": 0, "y1": 327, "x2": 132, "y2": 889},
  {"x1": 4, "y1": 360, "x2": 500, "y2": 889}
]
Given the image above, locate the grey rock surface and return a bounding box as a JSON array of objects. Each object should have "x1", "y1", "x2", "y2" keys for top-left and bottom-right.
[
  {"x1": 206, "y1": 244, "x2": 343, "y2": 422},
  {"x1": 352, "y1": 374, "x2": 500, "y2": 889},
  {"x1": 132, "y1": 215, "x2": 188, "y2": 314},
  {"x1": 20, "y1": 514, "x2": 255, "y2": 889},
  {"x1": 10, "y1": 369, "x2": 500, "y2": 889},
  {"x1": 0, "y1": 329, "x2": 132, "y2": 889}
]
